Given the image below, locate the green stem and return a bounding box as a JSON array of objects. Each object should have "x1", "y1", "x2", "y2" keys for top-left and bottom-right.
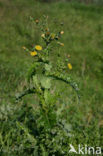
[{"x1": 16, "y1": 87, "x2": 35, "y2": 101}]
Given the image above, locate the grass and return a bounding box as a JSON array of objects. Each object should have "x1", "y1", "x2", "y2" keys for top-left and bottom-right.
[{"x1": 0, "y1": 0, "x2": 103, "y2": 155}]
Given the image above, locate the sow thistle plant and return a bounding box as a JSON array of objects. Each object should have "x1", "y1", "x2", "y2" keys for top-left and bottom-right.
[{"x1": 12, "y1": 16, "x2": 80, "y2": 155}]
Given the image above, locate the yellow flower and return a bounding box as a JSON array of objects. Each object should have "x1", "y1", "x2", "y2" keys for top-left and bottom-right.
[
  {"x1": 68, "y1": 63, "x2": 72, "y2": 70},
  {"x1": 51, "y1": 33, "x2": 55, "y2": 39},
  {"x1": 22, "y1": 46, "x2": 26, "y2": 50},
  {"x1": 35, "y1": 45, "x2": 42, "y2": 51},
  {"x1": 30, "y1": 51, "x2": 37, "y2": 56},
  {"x1": 68, "y1": 54, "x2": 71, "y2": 58},
  {"x1": 60, "y1": 31, "x2": 64, "y2": 35},
  {"x1": 41, "y1": 34, "x2": 45, "y2": 38}
]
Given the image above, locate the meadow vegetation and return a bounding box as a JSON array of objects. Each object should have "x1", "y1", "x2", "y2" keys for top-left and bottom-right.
[{"x1": 0, "y1": 0, "x2": 103, "y2": 155}]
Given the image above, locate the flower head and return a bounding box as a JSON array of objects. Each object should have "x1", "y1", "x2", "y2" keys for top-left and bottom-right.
[
  {"x1": 35, "y1": 19, "x2": 39, "y2": 24},
  {"x1": 22, "y1": 46, "x2": 26, "y2": 50},
  {"x1": 35, "y1": 45, "x2": 42, "y2": 51},
  {"x1": 51, "y1": 33, "x2": 55, "y2": 39},
  {"x1": 46, "y1": 31, "x2": 50, "y2": 36},
  {"x1": 68, "y1": 63, "x2": 72, "y2": 70},
  {"x1": 68, "y1": 54, "x2": 71, "y2": 58},
  {"x1": 30, "y1": 51, "x2": 37, "y2": 56},
  {"x1": 41, "y1": 34, "x2": 45, "y2": 38},
  {"x1": 60, "y1": 31, "x2": 64, "y2": 35}
]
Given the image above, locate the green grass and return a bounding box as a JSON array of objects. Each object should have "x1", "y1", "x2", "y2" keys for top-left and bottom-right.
[{"x1": 0, "y1": 0, "x2": 103, "y2": 155}]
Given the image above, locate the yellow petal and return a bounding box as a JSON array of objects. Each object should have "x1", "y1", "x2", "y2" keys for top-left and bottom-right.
[
  {"x1": 35, "y1": 45, "x2": 42, "y2": 51},
  {"x1": 30, "y1": 51, "x2": 37, "y2": 56},
  {"x1": 68, "y1": 63, "x2": 72, "y2": 70},
  {"x1": 51, "y1": 33, "x2": 55, "y2": 39}
]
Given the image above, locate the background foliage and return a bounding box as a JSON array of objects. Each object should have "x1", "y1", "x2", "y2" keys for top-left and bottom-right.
[
  {"x1": 0, "y1": 0, "x2": 103, "y2": 155},
  {"x1": 40, "y1": 0, "x2": 103, "y2": 5}
]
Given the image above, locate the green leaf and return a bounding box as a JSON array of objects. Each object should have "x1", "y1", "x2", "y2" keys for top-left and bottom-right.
[
  {"x1": 33, "y1": 74, "x2": 41, "y2": 91},
  {"x1": 40, "y1": 76, "x2": 52, "y2": 89},
  {"x1": 44, "y1": 89, "x2": 49, "y2": 103},
  {"x1": 45, "y1": 63, "x2": 52, "y2": 72},
  {"x1": 33, "y1": 75, "x2": 39, "y2": 86}
]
